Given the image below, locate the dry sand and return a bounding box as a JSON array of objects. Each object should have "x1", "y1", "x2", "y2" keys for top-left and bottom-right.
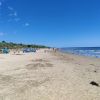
[{"x1": 0, "y1": 49, "x2": 100, "y2": 100}]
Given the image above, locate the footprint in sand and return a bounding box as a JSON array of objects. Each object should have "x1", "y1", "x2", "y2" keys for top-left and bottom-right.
[
  {"x1": 26, "y1": 62, "x2": 53, "y2": 70},
  {"x1": 32, "y1": 59, "x2": 48, "y2": 62}
]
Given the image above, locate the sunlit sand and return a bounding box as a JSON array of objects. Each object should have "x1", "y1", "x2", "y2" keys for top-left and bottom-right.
[{"x1": 0, "y1": 49, "x2": 100, "y2": 100}]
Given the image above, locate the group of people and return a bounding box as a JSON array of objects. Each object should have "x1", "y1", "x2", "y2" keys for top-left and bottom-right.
[{"x1": 44, "y1": 48, "x2": 59, "y2": 53}]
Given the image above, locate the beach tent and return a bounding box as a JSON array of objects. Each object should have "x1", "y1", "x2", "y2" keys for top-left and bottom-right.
[{"x1": 2, "y1": 48, "x2": 10, "y2": 54}]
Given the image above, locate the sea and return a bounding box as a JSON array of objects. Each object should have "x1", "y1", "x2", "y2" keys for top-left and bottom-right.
[{"x1": 61, "y1": 47, "x2": 100, "y2": 58}]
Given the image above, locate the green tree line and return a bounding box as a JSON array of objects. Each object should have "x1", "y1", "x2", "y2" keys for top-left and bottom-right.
[{"x1": 0, "y1": 41, "x2": 49, "y2": 49}]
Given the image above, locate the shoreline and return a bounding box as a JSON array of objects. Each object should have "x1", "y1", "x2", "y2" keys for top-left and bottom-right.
[
  {"x1": 60, "y1": 47, "x2": 100, "y2": 59},
  {"x1": 59, "y1": 50, "x2": 100, "y2": 59}
]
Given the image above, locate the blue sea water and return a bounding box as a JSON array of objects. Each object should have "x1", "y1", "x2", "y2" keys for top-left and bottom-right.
[{"x1": 61, "y1": 47, "x2": 100, "y2": 58}]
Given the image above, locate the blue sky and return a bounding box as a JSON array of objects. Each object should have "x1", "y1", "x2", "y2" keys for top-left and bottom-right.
[{"x1": 0, "y1": 0, "x2": 100, "y2": 47}]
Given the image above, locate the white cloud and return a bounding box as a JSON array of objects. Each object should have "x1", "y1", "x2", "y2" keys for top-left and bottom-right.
[
  {"x1": 14, "y1": 12, "x2": 17, "y2": 16},
  {"x1": 25, "y1": 23, "x2": 30, "y2": 26},
  {"x1": 0, "y1": 2, "x2": 2, "y2": 6},
  {"x1": 0, "y1": 0, "x2": 6, "y2": 7},
  {"x1": 8, "y1": 10, "x2": 19, "y2": 22},
  {"x1": 8, "y1": 6, "x2": 18, "y2": 20},
  {"x1": 9, "y1": 11, "x2": 18, "y2": 17},
  {"x1": 8, "y1": 6, "x2": 14, "y2": 11},
  {"x1": 0, "y1": 1, "x2": 21, "y2": 24}
]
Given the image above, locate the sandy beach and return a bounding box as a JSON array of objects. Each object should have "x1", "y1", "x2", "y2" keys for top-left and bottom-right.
[{"x1": 0, "y1": 49, "x2": 100, "y2": 100}]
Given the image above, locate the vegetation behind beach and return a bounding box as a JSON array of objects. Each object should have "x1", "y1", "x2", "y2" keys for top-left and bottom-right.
[{"x1": 0, "y1": 41, "x2": 48, "y2": 49}]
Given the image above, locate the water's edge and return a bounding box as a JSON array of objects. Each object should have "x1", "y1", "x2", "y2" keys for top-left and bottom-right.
[{"x1": 60, "y1": 47, "x2": 100, "y2": 58}]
